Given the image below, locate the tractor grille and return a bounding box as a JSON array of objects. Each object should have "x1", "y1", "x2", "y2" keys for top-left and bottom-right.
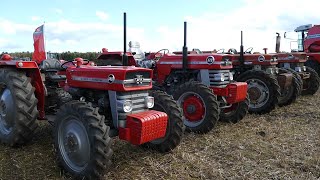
[
  {"x1": 208, "y1": 70, "x2": 231, "y2": 87},
  {"x1": 116, "y1": 90, "x2": 149, "y2": 123}
]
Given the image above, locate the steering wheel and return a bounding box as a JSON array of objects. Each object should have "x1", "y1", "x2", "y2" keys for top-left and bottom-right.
[
  {"x1": 217, "y1": 48, "x2": 225, "y2": 54},
  {"x1": 245, "y1": 47, "x2": 253, "y2": 54},
  {"x1": 227, "y1": 48, "x2": 238, "y2": 54},
  {"x1": 153, "y1": 49, "x2": 170, "y2": 60},
  {"x1": 61, "y1": 58, "x2": 90, "y2": 69}
]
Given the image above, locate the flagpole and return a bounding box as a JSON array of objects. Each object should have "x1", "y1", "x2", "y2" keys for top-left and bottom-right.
[{"x1": 43, "y1": 21, "x2": 47, "y2": 59}]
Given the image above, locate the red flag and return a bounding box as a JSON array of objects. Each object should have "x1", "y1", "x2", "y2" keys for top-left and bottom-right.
[{"x1": 32, "y1": 24, "x2": 46, "y2": 64}]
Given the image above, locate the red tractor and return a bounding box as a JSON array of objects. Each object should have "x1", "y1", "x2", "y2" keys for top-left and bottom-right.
[
  {"x1": 198, "y1": 31, "x2": 298, "y2": 113},
  {"x1": 273, "y1": 32, "x2": 320, "y2": 95},
  {"x1": 0, "y1": 13, "x2": 184, "y2": 179},
  {"x1": 96, "y1": 20, "x2": 249, "y2": 134}
]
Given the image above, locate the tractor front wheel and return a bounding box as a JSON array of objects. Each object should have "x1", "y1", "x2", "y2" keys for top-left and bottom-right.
[
  {"x1": 237, "y1": 70, "x2": 281, "y2": 114},
  {"x1": 278, "y1": 68, "x2": 300, "y2": 107},
  {"x1": 53, "y1": 101, "x2": 113, "y2": 179},
  {"x1": 302, "y1": 67, "x2": 320, "y2": 95},
  {"x1": 220, "y1": 94, "x2": 249, "y2": 123},
  {"x1": 0, "y1": 69, "x2": 38, "y2": 146},
  {"x1": 173, "y1": 81, "x2": 220, "y2": 133},
  {"x1": 143, "y1": 90, "x2": 184, "y2": 153}
]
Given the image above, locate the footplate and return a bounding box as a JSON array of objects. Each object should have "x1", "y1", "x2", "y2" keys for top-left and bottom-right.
[{"x1": 118, "y1": 110, "x2": 168, "y2": 145}]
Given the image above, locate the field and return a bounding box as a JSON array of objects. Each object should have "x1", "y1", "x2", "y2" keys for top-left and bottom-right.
[{"x1": 0, "y1": 93, "x2": 319, "y2": 180}]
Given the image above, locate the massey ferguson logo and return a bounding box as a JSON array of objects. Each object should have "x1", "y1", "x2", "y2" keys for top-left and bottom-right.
[
  {"x1": 134, "y1": 75, "x2": 144, "y2": 84},
  {"x1": 206, "y1": 56, "x2": 215, "y2": 64}
]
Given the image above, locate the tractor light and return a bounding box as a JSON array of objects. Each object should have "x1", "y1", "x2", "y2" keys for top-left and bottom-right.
[
  {"x1": 17, "y1": 62, "x2": 23, "y2": 67},
  {"x1": 123, "y1": 100, "x2": 133, "y2": 113},
  {"x1": 90, "y1": 62, "x2": 95, "y2": 66},
  {"x1": 213, "y1": 73, "x2": 225, "y2": 81},
  {"x1": 295, "y1": 67, "x2": 302, "y2": 72},
  {"x1": 302, "y1": 66, "x2": 307, "y2": 71},
  {"x1": 144, "y1": 96, "x2": 154, "y2": 108},
  {"x1": 229, "y1": 72, "x2": 234, "y2": 81}
]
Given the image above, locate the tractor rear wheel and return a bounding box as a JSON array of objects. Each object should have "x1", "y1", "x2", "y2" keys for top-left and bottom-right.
[
  {"x1": 173, "y1": 81, "x2": 219, "y2": 133},
  {"x1": 0, "y1": 69, "x2": 38, "y2": 146},
  {"x1": 278, "y1": 68, "x2": 300, "y2": 107},
  {"x1": 285, "y1": 68, "x2": 303, "y2": 94},
  {"x1": 53, "y1": 101, "x2": 113, "y2": 179},
  {"x1": 237, "y1": 70, "x2": 281, "y2": 114},
  {"x1": 305, "y1": 59, "x2": 320, "y2": 75},
  {"x1": 220, "y1": 94, "x2": 249, "y2": 123},
  {"x1": 143, "y1": 90, "x2": 184, "y2": 153},
  {"x1": 302, "y1": 67, "x2": 320, "y2": 95}
]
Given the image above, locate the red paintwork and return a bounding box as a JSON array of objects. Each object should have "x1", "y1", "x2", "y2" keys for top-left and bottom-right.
[
  {"x1": 155, "y1": 53, "x2": 232, "y2": 84},
  {"x1": 118, "y1": 110, "x2": 168, "y2": 145},
  {"x1": 65, "y1": 65, "x2": 153, "y2": 92},
  {"x1": 273, "y1": 52, "x2": 307, "y2": 63},
  {"x1": 182, "y1": 95, "x2": 205, "y2": 121},
  {"x1": 0, "y1": 60, "x2": 46, "y2": 119},
  {"x1": 228, "y1": 54, "x2": 278, "y2": 66},
  {"x1": 212, "y1": 82, "x2": 247, "y2": 104},
  {"x1": 1, "y1": 54, "x2": 12, "y2": 61},
  {"x1": 298, "y1": 25, "x2": 320, "y2": 63}
]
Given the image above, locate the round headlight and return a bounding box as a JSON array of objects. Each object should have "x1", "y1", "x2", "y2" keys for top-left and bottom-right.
[
  {"x1": 229, "y1": 72, "x2": 234, "y2": 81},
  {"x1": 123, "y1": 100, "x2": 133, "y2": 113},
  {"x1": 221, "y1": 73, "x2": 225, "y2": 81},
  {"x1": 145, "y1": 96, "x2": 154, "y2": 108},
  {"x1": 303, "y1": 66, "x2": 307, "y2": 71}
]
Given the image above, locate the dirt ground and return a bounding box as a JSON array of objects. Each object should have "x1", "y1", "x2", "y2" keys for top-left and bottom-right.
[{"x1": 0, "y1": 93, "x2": 319, "y2": 180}]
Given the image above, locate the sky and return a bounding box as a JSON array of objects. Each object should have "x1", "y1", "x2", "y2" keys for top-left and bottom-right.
[{"x1": 0, "y1": 0, "x2": 320, "y2": 54}]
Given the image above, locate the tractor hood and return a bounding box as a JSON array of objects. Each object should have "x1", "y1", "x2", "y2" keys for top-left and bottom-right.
[
  {"x1": 156, "y1": 53, "x2": 233, "y2": 70},
  {"x1": 272, "y1": 52, "x2": 307, "y2": 63},
  {"x1": 65, "y1": 65, "x2": 153, "y2": 91},
  {"x1": 229, "y1": 53, "x2": 278, "y2": 66}
]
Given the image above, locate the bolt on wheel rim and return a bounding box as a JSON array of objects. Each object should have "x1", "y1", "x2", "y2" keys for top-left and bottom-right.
[
  {"x1": 58, "y1": 118, "x2": 90, "y2": 172},
  {"x1": 247, "y1": 79, "x2": 270, "y2": 109}
]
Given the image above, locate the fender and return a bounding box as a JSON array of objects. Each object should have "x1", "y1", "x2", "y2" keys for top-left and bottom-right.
[{"x1": 0, "y1": 60, "x2": 46, "y2": 119}]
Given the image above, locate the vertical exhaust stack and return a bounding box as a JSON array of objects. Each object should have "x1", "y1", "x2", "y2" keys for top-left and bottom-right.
[
  {"x1": 182, "y1": 21, "x2": 188, "y2": 71},
  {"x1": 239, "y1": 31, "x2": 244, "y2": 66},
  {"x1": 123, "y1": 12, "x2": 128, "y2": 66},
  {"x1": 275, "y1": 32, "x2": 281, "y2": 53}
]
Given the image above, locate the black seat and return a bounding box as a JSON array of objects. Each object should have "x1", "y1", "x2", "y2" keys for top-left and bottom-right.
[{"x1": 39, "y1": 59, "x2": 65, "y2": 72}]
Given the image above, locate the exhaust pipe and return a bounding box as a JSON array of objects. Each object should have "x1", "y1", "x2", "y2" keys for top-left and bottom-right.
[
  {"x1": 239, "y1": 31, "x2": 244, "y2": 66},
  {"x1": 123, "y1": 12, "x2": 128, "y2": 66},
  {"x1": 182, "y1": 21, "x2": 188, "y2": 71},
  {"x1": 275, "y1": 32, "x2": 281, "y2": 53}
]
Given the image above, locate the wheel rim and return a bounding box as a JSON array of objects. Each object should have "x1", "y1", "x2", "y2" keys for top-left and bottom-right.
[
  {"x1": 0, "y1": 85, "x2": 15, "y2": 135},
  {"x1": 246, "y1": 79, "x2": 270, "y2": 109},
  {"x1": 177, "y1": 92, "x2": 206, "y2": 128},
  {"x1": 58, "y1": 117, "x2": 90, "y2": 173}
]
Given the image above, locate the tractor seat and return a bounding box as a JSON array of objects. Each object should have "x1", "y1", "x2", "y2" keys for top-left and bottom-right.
[{"x1": 39, "y1": 59, "x2": 65, "y2": 72}]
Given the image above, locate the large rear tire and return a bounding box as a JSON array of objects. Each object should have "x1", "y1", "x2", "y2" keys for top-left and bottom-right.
[
  {"x1": 305, "y1": 59, "x2": 320, "y2": 75},
  {"x1": 278, "y1": 68, "x2": 300, "y2": 107},
  {"x1": 173, "y1": 81, "x2": 220, "y2": 134},
  {"x1": 53, "y1": 101, "x2": 113, "y2": 179},
  {"x1": 302, "y1": 67, "x2": 320, "y2": 95},
  {"x1": 237, "y1": 70, "x2": 281, "y2": 114},
  {"x1": 220, "y1": 94, "x2": 249, "y2": 123},
  {"x1": 143, "y1": 90, "x2": 184, "y2": 153},
  {"x1": 0, "y1": 69, "x2": 38, "y2": 146}
]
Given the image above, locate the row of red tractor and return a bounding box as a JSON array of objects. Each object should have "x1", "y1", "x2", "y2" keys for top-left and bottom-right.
[{"x1": 0, "y1": 13, "x2": 319, "y2": 179}]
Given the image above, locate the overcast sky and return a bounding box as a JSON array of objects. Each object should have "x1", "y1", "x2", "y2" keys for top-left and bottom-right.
[{"x1": 0, "y1": 0, "x2": 319, "y2": 53}]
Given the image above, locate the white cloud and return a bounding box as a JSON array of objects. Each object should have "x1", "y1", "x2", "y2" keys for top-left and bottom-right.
[
  {"x1": 31, "y1": 16, "x2": 41, "y2": 21},
  {"x1": 96, "y1": 11, "x2": 109, "y2": 21}
]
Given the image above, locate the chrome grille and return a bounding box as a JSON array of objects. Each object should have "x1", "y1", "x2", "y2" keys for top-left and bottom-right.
[
  {"x1": 116, "y1": 90, "x2": 149, "y2": 122},
  {"x1": 208, "y1": 70, "x2": 231, "y2": 87}
]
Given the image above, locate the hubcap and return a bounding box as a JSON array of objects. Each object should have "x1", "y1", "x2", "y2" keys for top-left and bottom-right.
[
  {"x1": 177, "y1": 92, "x2": 206, "y2": 128},
  {"x1": 58, "y1": 118, "x2": 90, "y2": 172},
  {"x1": 246, "y1": 79, "x2": 269, "y2": 109},
  {"x1": 0, "y1": 86, "x2": 15, "y2": 135}
]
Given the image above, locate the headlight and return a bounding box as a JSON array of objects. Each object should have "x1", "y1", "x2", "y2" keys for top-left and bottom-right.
[
  {"x1": 229, "y1": 72, "x2": 234, "y2": 81},
  {"x1": 213, "y1": 73, "x2": 225, "y2": 81},
  {"x1": 295, "y1": 67, "x2": 302, "y2": 72},
  {"x1": 123, "y1": 100, "x2": 133, "y2": 112},
  {"x1": 145, "y1": 96, "x2": 154, "y2": 108},
  {"x1": 302, "y1": 66, "x2": 307, "y2": 71}
]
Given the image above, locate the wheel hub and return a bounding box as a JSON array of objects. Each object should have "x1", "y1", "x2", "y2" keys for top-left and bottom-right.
[
  {"x1": 65, "y1": 133, "x2": 79, "y2": 153},
  {"x1": 0, "y1": 88, "x2": 15, "y2": 135},
  {"x1": 247, "y1": 79, "x2": 269, "y2": 109},
  {"x1": 247, "y1": 87, "x2": 262, "y2": 101},
  {"x1": 181, "y1": 95, "x2": 205, "y2": 122}
]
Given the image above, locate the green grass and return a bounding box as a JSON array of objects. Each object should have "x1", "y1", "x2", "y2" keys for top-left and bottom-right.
[{"x1": 0, "y1": 93, "x2": 319, "y2": 179}]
